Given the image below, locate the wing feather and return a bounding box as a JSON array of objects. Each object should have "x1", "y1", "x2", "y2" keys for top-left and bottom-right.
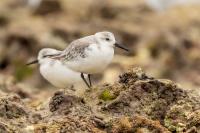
[{"x1": 63, "y1": 35, "x2": 97, "y2": 62}]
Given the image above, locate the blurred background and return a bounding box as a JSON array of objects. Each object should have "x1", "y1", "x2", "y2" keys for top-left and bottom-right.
[{"x1": 0, "y1": 0, "x2": 199, "y2": 94}]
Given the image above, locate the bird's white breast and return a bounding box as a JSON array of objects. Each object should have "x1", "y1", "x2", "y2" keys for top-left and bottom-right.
[
  {"x1": 88, "y1": 44, "x2": 114, "y2": 72},
  {"x1": 39, "y1": 59, "x2": 82, "y2": 88}
]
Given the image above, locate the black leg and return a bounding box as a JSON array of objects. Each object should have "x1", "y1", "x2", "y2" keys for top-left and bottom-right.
[
  {"x1": 88, "y1": 74, "x2": 92, "y2": 87},
  {"x1": 81, "y1": 73, "x2": 90, "y2": 88}
]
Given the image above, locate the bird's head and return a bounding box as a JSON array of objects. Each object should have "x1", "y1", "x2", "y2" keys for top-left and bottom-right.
[
  {"x1": 94, "y1": 31, "x2": 129, "y2": 51},
  {"x1": 27, "y1": 48, "x2": 61, "y2": 65}
]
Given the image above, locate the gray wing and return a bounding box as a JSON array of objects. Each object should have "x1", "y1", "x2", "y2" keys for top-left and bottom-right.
[{"x1": 63, "y1": 35, "x2": 97, "y2": 62}]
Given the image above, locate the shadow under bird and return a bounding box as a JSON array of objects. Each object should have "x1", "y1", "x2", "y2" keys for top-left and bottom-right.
[{"x1": 27, "y1": 31, "x2": 129, "y2": 88}]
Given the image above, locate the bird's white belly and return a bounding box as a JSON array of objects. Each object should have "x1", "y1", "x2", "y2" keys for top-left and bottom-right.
[
  {"x1": 67, "y1": 44, "x2": 114, "y2": 74},
  {"x1": 40, "y1": 60, "x2": 82, "y2": 88}
]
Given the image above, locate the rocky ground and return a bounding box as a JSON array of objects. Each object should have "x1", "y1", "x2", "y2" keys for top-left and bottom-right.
[
  {"x1": 0, "y1": 0, "x2": 200, "y2": 132},
  {"x1": 0, "y1": 0, "x2": 200, "y2": 88},
  {"x1": 0, "y1": 68, "x2": 199, "y2": 133}
]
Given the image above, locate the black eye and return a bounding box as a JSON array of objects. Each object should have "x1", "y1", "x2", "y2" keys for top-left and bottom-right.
[
  {"x1": 106, "y1": 38, "x2": 110, "y2": 41},
  {"x1": 43, "y1": 54, "x2": 49, "y2": 58}
]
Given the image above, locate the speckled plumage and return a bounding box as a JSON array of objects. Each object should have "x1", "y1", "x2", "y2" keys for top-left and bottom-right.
[
  {"x1": 62, "y1": 35, "x2": 97, "y2": 62},
  {"x1": 56, "y1": 32, "x2": 116, "y2": 74}
]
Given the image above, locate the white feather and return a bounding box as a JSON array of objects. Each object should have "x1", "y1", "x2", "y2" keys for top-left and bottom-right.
[{"x1": 38, "y1": 48, "x2": 84, "y2": 88}]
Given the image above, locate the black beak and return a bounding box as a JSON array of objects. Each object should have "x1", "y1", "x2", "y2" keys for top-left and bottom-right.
[
  {"x1": 115, "y1": 43, "x2": 129, "y2": 52},
  {"x1": 26, "y1": 60, "x2": 38, "y2": 65}
]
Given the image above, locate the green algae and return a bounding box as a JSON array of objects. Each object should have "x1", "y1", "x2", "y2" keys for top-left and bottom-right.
[{"x1": 99, "y1": 89, "x2": 116, "y2": 101}]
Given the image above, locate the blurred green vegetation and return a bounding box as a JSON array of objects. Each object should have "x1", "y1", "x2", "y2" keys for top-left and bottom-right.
[{"x1": 14, "y1": 61, "x2": 33, "y2": 81}]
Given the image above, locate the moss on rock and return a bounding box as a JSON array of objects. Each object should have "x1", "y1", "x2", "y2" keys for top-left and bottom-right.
[{"x1": 99, "y1": 89, "x2": 117, "y2": 101}]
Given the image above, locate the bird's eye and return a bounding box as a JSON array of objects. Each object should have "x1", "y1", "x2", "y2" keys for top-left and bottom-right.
[
  {"x1": 43, "y1": 55, "x2": 49, "y2": 58},
  {"x1": 105, "y1": 38, "x2": 110, "y2": 41}
]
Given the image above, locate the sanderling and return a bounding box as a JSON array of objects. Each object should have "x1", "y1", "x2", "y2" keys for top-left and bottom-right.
[
  {"x1": 27, "y1": 48, "x2": 85, "y2": 90},
  {"x1": 46, "y1": 31, "x2": 128, "y2": 88}
]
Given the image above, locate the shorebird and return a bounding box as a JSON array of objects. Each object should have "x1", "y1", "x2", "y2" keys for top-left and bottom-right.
[
  {"x1": 27, "y1": 48, "x2": 85, "y2": 90},
  {"x1": 45, "y1": 31, "x2": 129, "y2": 88}
]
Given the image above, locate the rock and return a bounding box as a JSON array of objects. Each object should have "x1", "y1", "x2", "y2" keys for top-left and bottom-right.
[
  {"x1": 49, "y1": 91, "x2": 90, "y2": 116},
  {"x1": 33, "y1": 0, "x2": 62, "y2": 15},
  {"x1": 186, "y1": 110, "x2": 200, "y2": 133},
  {"x1": 0, "y1": 92, "x2": 32, "y2": 132},
  {"x1": 100, "y1": 68, "x2": 200, "y2": 132},
  {"x1": 0, "y1": 122, "x2": 15, "y2": 133},
  {"x1": 84, "y1": 68, "x2": 200, "y2": 132},
  {"x1": 0, "y1": 94, "x2": 27, "y2": 119},
  {"x1": 111, "y1": 115, "x2": 170, "y2": 133},
  {"x1": 0, "y1": 67, "x2": 200, "y2": 132}
]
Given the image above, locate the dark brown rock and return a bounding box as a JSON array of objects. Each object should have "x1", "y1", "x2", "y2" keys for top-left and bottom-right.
[
  {"x1": 0, "y1": 94, "x2": 27, "y2": 119},
  {"x1": 49, "y1": 91, "x2": 90, "y2": 116}
]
